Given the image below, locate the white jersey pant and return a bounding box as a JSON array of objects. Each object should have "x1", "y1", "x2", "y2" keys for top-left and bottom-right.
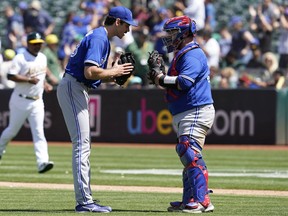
[
  {"x1": 172, "y1": 104, "x2": 215, "y2": 151},
  {"x1": 57, "y1": 74, "x2": 93, "y2": 205},
  {"x1": 0, "y1": 92, "x2": 49, "y2": 169}
]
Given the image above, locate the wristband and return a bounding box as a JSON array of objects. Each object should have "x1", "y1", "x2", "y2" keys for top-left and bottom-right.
[{"x1": 158, "y1": 75, "x2": 178, "y2": 89}]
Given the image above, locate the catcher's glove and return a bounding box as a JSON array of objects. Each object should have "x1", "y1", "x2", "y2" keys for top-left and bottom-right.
[
  {"x1": 115, "y1": 52, "x2": 135, "y2": 86},
  {"x1": 147, "y1": 50, "x2": 165, "y2": 84}
]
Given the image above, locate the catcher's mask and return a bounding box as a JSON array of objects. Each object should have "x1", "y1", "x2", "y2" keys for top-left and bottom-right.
[{"x1": 162, "y1": 16, "x2": 197, "y2": 53}]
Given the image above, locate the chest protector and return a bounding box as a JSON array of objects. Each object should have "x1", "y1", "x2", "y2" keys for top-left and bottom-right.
[{"x1": 166, "y1": 43, "x2": 200, "y2": 102}]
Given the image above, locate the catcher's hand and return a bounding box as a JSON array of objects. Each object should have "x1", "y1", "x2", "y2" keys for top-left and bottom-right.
[
  {"x1": 115, "y1": 52, "x2": 135, "y2": 86},
  {"x1": 147, "y1": 50, "x2": 165, "y2": 84}
]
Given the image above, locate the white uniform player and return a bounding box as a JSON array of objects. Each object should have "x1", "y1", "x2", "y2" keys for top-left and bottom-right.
[{"x1": 0, "y1": 32, "x2": 54, "y2": 173}]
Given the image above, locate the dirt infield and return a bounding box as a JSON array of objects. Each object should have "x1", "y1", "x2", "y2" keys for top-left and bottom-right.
[{"x1": 0, "y1": 181, "x2": 288, "y2": 197}]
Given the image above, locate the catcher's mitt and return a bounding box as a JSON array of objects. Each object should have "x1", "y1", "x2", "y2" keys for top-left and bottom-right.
[
  {"x1": 115, "y1": 52, "x2": 135, "y2": 86},
  {"x1": 147, "y1": 50, "x2": 165, "y2": 84}
]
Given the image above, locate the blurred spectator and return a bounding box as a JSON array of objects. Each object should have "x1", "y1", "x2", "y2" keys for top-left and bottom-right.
[
  {"x1": 218, "y1": 25, "x2": 232, "y2": 60},
  {"x1": 204, "y1": 0, "x2": 217, "y2": 31},
  {"x1": 57, "y1": 11, "x2": 78, "y2": 69},
  {"x1": 197, "y1": 28, "x2": 220, "y2": 69},
  {"x1": 112, "y1": 30, "x2": 135, "y2": 52},
  {"x1": 238, "y1": 72, "x2": 263, "y2": 88},
  {"x1": 126, "y1": 76, "x2": 143, "y2": 89},
  {"x1": 78, "y1": 0, "x2": 106, "y2": 28},
  {"x1": 132, "y1": 3, "x2": 150, "y2": 27},
  {"x1": 150, "y1": 7, "x2": 170, "y2": 64},
  {"x1": 241, "y1": 69, "x2": 286, "y2": 89},
  {"x1": 174, "y1": 0, "x2": 206, "y2": 30},
  {"x1": 209, "y1": 66, "x2": 221, "y2": 88},
  {"x1": 246, "y1": 40, "x2": 266, "y2": 69},
  {"x1": 0, "y1": 49, "x2": 16, "y2": 89},
  {"x1": 79, "y1": 0, "x2": 109, "y2": 20},
  {"x1": 125, "y1": 28, "x2": 154, "y2": 86},
  {"x1": 57, "y1": 9, "x2": 98, "y2": 70},
  {"x1": 249, "y1": 0, "x2": 280, "y2": 53},
  {"x1": 4, "y1": 5, "x2": 26, "y2": 51},
  {"x1": 148, "y1": 0, "x2": 165, "y2": 10},
  {"x1": 23, "y1": 0, "x2": 55, "y2": 37},
  {"x1": 245, "y1": 41, "x2": 267, "y2": 83},
  {"x1": 270, "y1": 69, "x2": 286, "y2": 89},
  {"x1": 42, "y1": 34, "x2": 63, "y2": 84},
  {"x1": 72, "y1": 8, "x2": 99, "y2": 36},
  {"x1": 278, "y1": 6, "x2": 288, "y2": 71},
  {"x1": 258, "y1": 51, "x2": 279, "y2": 84},
  {"x1": 220, "y1": 49, "x2": 246, "y2": 72},
  {"x1": 229, "y1": 16, "x2": 256, "y2": 64},
  {"x1": 219, "y1": 67, "x2": 238, "y2": 89}
]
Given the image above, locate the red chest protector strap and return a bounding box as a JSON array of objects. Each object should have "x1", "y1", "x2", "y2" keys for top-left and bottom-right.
[
  {"x1": 169, "y1": 43, "x2": 200, "y2": 76},
  {"x1": 166, "y1": 43, "x2": 200, "y2": 101}
]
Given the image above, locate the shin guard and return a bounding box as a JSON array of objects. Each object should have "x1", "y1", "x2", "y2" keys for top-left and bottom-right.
[{"x1": 176, "y1": 136, "x2": 209, "y2": 204}]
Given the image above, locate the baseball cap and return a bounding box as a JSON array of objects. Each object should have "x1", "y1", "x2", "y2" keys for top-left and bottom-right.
[
  {"x1": 30, "y1": 0, "x2": 41, "y2": 10},
  {"x1": 4, "y1": 49, "x2": 16, "y2": 60},
  {"x1": 108, "y1": 6, "x2": 138, "y2": 26},
  {"x1": 129, "y1": 76, "x2": 142, "y2": 85},
  {"x1": 229, "y1": 16, "x2": 242, "y2": 26},
  {"x1": 18, "y1": 1, "x2": 28, "y2": 10},
  {"x1": 27, "y1": 32, "x2": 45, "y2": 44},
  {"x1": 45, "y1": 34, "x2": 59, "y2": 44}
]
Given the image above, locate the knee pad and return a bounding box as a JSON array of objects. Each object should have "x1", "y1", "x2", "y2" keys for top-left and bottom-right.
[{"x1": 176, "y1": 136, "x2": 196, "y2": 167}]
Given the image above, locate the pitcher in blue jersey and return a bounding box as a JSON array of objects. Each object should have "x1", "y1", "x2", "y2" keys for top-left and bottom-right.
[
  {"x1": 57, "y1": 6, "x2": 137, "y2": 213},
  {"x1": 147, "y1": 16, "x2": 215, "y2": 213}
]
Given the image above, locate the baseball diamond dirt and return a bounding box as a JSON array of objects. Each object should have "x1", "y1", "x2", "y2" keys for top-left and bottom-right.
[{"x1": 0, "y1": 181, "x2": 288, "y2": 197}]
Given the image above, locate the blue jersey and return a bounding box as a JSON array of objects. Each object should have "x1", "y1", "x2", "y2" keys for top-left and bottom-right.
[
  {"x1": 65, "y1": 26, "x2": 110, "y2": 89},
  {"x1": 166, "y1": 43, "x2": 214, "y2": 115}
]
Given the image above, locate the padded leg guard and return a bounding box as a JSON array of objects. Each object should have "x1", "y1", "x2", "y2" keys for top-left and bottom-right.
[
  {"x1": 182, "y1": 169, "x2": 193, "y2": 205},
  {"x1": 186, "y1": 165, "x2": 207, "y2": 203},
  {"x1": 176, "y1": 136, "x2": 209, "y2": 205}
]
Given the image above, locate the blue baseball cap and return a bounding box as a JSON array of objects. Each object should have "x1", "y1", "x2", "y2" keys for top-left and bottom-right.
[
  {"x1": 109, "y1": 6, "x2": 138, "y2": 26},
  {"x1": 229, "y1": 16, "x2": 242, "y2": 26}
]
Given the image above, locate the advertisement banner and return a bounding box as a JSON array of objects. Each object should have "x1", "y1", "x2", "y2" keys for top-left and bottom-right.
[{"x1": 0, "y1": 89, "x2": 279, "y2": 144}]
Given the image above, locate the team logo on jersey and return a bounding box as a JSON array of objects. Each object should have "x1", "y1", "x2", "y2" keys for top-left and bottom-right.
[{"x1": 89, "y1": 95, "x2": 101, "y2": 137}]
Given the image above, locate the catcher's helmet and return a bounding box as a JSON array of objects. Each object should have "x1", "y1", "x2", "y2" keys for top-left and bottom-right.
[{"x1": 162, "y1": 16, "x2": 197, "y2": 53}]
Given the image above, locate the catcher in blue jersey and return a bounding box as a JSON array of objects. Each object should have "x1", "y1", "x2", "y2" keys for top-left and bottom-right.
[
  {"x1": 147, "y1": 16, "x2": 215, "y2": 213},
  {"x1": 57, "y1": 6, "x2": 137, "y2": 213}
]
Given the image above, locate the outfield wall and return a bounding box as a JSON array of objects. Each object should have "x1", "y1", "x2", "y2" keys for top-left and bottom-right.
[{"x1": 0, "y1": 88, "x2": 286, "y2": 145}]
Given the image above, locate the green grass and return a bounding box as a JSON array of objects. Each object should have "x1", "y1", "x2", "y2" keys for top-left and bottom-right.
[
  {"x1": 0, "y1": 143, "x2": 287, "y2": 215},
  {"x1": 0, "y1": 188, "x2": 287, "y2": 215}
]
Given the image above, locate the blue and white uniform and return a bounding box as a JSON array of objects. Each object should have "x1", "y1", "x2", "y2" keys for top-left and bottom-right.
[
  {"x1": 65, "y1": 26, "x2": 110, "y2": 88},
  {"x1": 57, "y1": 26, "x2": 110, "y2": 205},
  {"x1": 166, "y1": 42, "x2": 214, "y2": 152},
  {"x1": 165, "y1": 42, "x2": 215, "y2": 211}
]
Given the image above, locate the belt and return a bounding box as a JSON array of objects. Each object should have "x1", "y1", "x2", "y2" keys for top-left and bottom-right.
[
  {"x1": 19, "y1": 94, "x2": 40, "y2": 100},
  {"x1": 63, "y1": 73, "x2": 91, "y2": 89}
]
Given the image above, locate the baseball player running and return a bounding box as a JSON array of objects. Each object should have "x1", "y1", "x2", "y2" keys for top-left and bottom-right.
[
  {"x1": 147, "y1": 16, "x2": 215, "y2": 213},
  {"x1": 0, "y1": 32, "x2": 54, "y2": 173},
  {"x1": 57, "y1": 6, "x2": 137, "y2": 213}
]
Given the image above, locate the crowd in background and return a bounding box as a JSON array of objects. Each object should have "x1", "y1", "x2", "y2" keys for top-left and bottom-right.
[{"x1": 0, "y1": 0, "x2": 288, "y2": 89}]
